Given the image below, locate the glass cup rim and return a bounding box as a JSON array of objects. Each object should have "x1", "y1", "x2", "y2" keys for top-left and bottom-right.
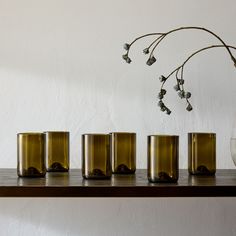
[
  {"x1": 148, "y1": 134, "x2": 179, "y2": 138},
  {"x1": 17, "y1": 132, "x2": 44, "y2": 136},
  {"x1": 44, "y1": 131, "x2": 70, "y2": 134},
  {"x1": 188, "y1": 132, "x2": 216, "y2": 135},
  {"x1": 110, "y1": 132, "x2": 136, "y2": 135},
  {"x1": 82, "y1": 133, "x2": 109, "y2": 136}
]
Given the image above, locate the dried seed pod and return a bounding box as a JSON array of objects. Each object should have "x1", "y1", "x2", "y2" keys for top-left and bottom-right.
[
  {"x1": 159, "y1": 75, "x2": 167, "y2": 82},
  {"x1": 178, "y1": 90, "x2": 185, "y2": 98},
  {"x1": 185, "y1": 92, "x2": 191, "y2": 99},
  {"x1": 160, "y1": 89, "x2": 167, "y2": 95},
  {"x1": 146, "y1": 56, "x2": 156, "y2": 66},
  {"x1": 166, "y1": 109, "x2": 171, "y2": 115},
  {"x1": 174, "y1": 84, "x2": 180, "y2": 91},
  {"x1": 158, "y1": 100, "x2": 164, "y2": 107},
  {"x1": 186, "y1": 103, "x2": 193, "y2": 111},
  {"x1": 178, "y1": 79, "x2": 185, "y2": 85},
  {"x1": 123, "y1": 43, "x2": 130, "y2": 50},
  {"x1": 160, "y1": 106, "x2": 166, "y2": 112},
  {"x1": 158, "y1": 93, "x2": 164, "y2": 99},
  {"x1": 126, "y1": 57, "x2": 132, "y2": 64},
  {"x1": 143, "y1": 48, "x2": 149, "y2": 54}
]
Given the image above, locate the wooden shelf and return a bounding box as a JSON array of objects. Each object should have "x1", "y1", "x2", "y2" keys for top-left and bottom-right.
[{"x1": 0, "y1": 169, "x2": 236, "y2": 197}]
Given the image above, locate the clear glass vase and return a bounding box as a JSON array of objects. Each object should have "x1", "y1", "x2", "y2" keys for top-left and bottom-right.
[{"x1": 230, "y1": 122, "x2": 236, "y2": 166}]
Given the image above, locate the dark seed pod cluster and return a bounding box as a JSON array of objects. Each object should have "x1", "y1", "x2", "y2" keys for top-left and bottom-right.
[{"x1": 157, "y1": 83, "x2": 171, "y2": 115}]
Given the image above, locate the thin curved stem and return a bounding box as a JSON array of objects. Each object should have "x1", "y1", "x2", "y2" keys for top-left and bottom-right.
[
  {"x1": 182, "y1": 45, "x2": 236, "y2": 68},
  {"x1": 180, "y1": 66, "x2": 184, "y2": 80},
  {"x1": 180, "y1": 66, "x2": 185, "y2": 90},
  {"x1": 166, "y1": 45, "x2": 236, "y2": 85},
  {"x1": 178, "y1": 27, "x2": 236, "y2": 64},
  {"x1": 147, "y1": 34, "x2": 165, "y2": 50},
  {"x1": 127, "y1": 26, "x2": 236, "y2": 65},
  {"x1": 167, "y1": 67, "x2": 180, "y2": 79},
  {"x1": 176, "y1": 68, "x2": 181, "y2": 81},
  {"x1": 160, "y1": 67, "x2": 180, "y2": 90},
  {"x1": 129, "y1": 33, "x2": 163, "y2": 47},
  {"x1": 180, "y1": 45, "x2": 236, "y2": 104},
  {"x1": 160, "y1": 45, "x2": 236, "y2": 112},
  {"x1": 161, "y1": 45, "x2": 236, "y2": 93},
  {"x1": 149, "y1": 34, "x2": 166, "y2": 56}
]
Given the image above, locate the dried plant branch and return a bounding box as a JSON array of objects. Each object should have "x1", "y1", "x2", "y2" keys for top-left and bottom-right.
[
  {"x1": 158, "y1": 45, "x2": 236, "y2": 114},
  {"x1": 122, "y1": 27, "x2": 236, "y2": 114},
  {"x1": 123, "y1": 26, "x2": 236, "y2": 66}
]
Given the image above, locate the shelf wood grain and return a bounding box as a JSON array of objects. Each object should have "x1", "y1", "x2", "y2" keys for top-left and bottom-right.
[{"x1": 0, "y1": 169, "x2": 236, "y2": 197}]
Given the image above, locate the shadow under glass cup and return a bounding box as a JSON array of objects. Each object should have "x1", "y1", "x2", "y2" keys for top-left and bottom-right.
[
  {"x1": 82, "y1": 134, "x2": 111, "y2": 179},
  {"x1": 110, "y1": 132, "x2": 136, "y2": 174},
  {"x1": 188, "y1": 132, "x2": 216, "y2": 175},
  {"x1": 17, "y1": 132, "x2": 46, "y2": 177},
  {"x1": 45, "y1": 131, "x2": 70, "y2": 172},
  {"x1": 148, "y1": 135, "x2": 179, "y2": 183}
]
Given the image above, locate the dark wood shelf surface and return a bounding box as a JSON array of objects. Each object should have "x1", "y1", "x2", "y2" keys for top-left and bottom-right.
[{"x1": 0, "y1": 169, "x2": 236, "y2": 197}]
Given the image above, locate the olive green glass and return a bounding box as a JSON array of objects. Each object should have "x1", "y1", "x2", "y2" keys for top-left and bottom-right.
[
  {"x1": 82, "y1": 134, "x2": 111, "y2": 179},
  {"x1": 110, "y1": 132, "x2": 136, "y2": 174},
  {"x1": 45, "y1": 131, "x2": 69, "y2": 172},
  {"x1": 188, "y1": 133, "x2": 216, "y2": 175},
  {"x1": 148, "y1": 135, "x2": 179, "y2": 183},
  {"x1": 17, "y1": 133, "x2": 46, "y2": 177}
]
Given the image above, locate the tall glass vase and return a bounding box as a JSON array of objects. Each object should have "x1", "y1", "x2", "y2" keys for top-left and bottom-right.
[{"x1": 230, "y1": 120, "x2": 236, "y2": 166}]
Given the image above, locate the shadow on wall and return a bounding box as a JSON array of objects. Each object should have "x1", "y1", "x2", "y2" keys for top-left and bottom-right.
[{"x1": 0, "y1": 198, "x2": 235, "y2": 236}]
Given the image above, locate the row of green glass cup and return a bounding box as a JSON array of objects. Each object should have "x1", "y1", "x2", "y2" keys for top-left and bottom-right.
[
  {"x1": 148, "y1": 133, "x2": 216, "y2": 183},
  {"x1": 82, "y1": 133, "x2": 136, "y2": 179},
  {"x1": 84, "y1": 132, "x2": 216, "y2": 182},
  {"x1": 17, "y1": 132, "x2": 216, "y2": 182},
  {"x1": 18, "y1": 132, "x2": 70, "y2": 177},
  {"x1": 17, "y1": 132, "x2": 136, "y2": 178}
]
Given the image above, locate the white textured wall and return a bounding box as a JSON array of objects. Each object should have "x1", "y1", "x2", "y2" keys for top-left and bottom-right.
[{"x1": 0, "y1": 0, "x2": 236, "y2": 235}]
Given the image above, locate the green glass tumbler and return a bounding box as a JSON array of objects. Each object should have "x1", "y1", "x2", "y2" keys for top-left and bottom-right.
[
  {"x1": 82, "y1": 134, "x2": 111, "y2": 179},
  {"x1": 17, "y1": 132, "x2": 46, "y2": 177},
  {"x1": 45, "y1": 131, "x2": 70, "y2": 172},
  {"x1": 148, "y1": 135, "x2": 179, "y2": 183},
  {"x1": 110, "y1": 132, "x2": 136, "y2": 174},
  {"x1": 188, "y1": 132, "x2": 216, "y2": 175}
]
